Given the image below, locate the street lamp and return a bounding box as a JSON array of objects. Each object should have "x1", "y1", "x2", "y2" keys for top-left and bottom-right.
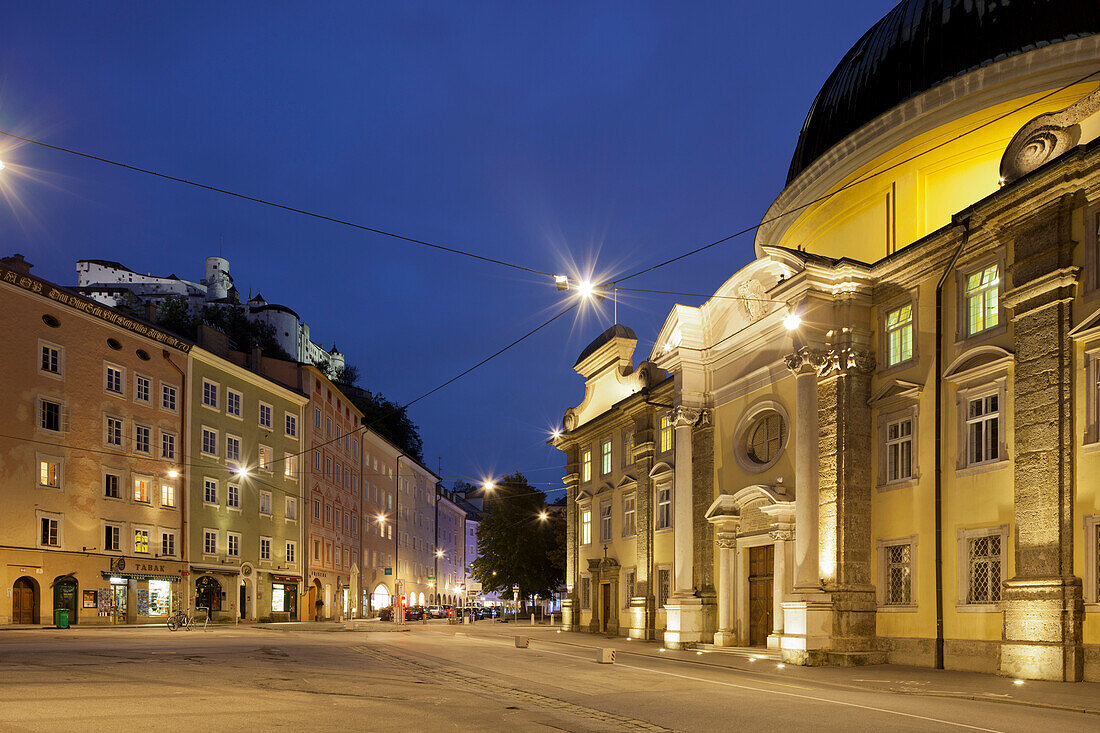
[
  {"x1": 482, "y1": 481, "x2": 495, "y2": 492},
  {"x1": 436, "y1": 549, "x2": 444, "y2": 558},
  {"x1": 235, "y1": 466, "x2": 249, "y2": 478},
  {"x1": 167, "y1": 469, "x2": 179, "y2": 479},
  {"x1": 783, "y1": 312, "x2": 802, "y2": 331},
  {"x1": 538, "y1": 511, "x2": 549, "y2": 521}
]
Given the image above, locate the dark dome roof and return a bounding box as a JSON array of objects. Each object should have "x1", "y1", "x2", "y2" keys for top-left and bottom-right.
[
  {"x1": 786, "y1": 0, "x2": 1100, "y2": 185},
  {"x1": 574, "y1": 324, "x2": 637, "y2": 367}
]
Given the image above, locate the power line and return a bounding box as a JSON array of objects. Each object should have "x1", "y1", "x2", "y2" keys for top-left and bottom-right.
[
  {"x1": 0, "y1": 129, "x2": 553, "y2": 278},
  {"x1": 610, "y1": 67, "x2": 1100, "y2": 286}
]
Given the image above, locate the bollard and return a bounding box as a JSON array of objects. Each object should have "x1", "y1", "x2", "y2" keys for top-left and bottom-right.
[
  {"x1": 515, "y1": 636, "x2": 529, "y2": 648},
  {"x1": 595, "y1": 648, "x2": 615, "y2": 664}
]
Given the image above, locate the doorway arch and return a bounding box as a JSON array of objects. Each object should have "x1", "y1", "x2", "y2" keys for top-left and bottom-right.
[
  {"x1": 195, "y1": 576, "x2": 222, "y2": 614},
  {"x1": 53, "y1": 576, "x2": 78, "y2": 626},
  {"x1": 310, "y1": 579, "x2": 324, "y2": 621},
  {"x1": 370, "y1": 584, "x2": 390, "y2": 612},
  {"x1": 12, "y1": 576, "x2": 39, "y2": 624}
]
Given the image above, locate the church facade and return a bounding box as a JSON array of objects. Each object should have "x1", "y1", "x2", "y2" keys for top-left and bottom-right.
[{"x1": 555, "y1": 1, "x2": 1100, "y2": 681}]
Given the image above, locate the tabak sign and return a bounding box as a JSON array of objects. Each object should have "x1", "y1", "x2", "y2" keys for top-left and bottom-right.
[{"x1": 0, "y1": 264, "x2": 192, "y2": 353}]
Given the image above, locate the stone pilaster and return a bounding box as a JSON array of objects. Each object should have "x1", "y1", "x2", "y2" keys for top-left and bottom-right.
[
  {"x1": 818, "y1": 347, "x2": 881, "y2": 665},
  {"x1": 1001, "y1": 203, "x2": 1083, "y2": 681},
  {"x1": 632, "y1": 409, "x2": 656, "y2": 639},
  {"x1": 562, "y1": 444, "x2": 579, "y2": 632}
]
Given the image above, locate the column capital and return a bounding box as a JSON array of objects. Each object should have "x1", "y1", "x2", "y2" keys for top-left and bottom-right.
[
  {"x1": 784, "y1": 346, "x2": 829, "y2": 375},
  {"x1": 670, "y1": 405, "x2": 709, "y2": 429},
  {"x1": 715, "y1": 530, "x2": 738, "y2": 549},
  {"x1": 769, "y1": 529, "x2": 793, "y2": 542}
]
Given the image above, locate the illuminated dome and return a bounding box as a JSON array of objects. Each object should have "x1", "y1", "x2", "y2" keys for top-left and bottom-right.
[
  {"x1": 787, "y1": 0, "x2": 1100, "y2": 185},
  {"x1": 757, "y1": 0, "x2": 1100, "y2": 263}
]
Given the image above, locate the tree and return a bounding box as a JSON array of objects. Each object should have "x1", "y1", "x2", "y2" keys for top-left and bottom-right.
[
  {"x1": 342, "y1": 387, "x2": 425, "y2": 463},
  {"x1": 470, "y1": 473, "x2": 564, "y2": 600},
  {"x1": 154, "y1": 295, "x2": 291, "y2": 360}
]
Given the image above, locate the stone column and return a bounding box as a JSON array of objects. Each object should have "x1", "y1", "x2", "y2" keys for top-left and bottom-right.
[
  {"x1": 1001, "y1": 204, "x2": 1083, "y2": 681},
  {"x1": 771, "y1": 531, "x2": 788, "y2": 642},
  {"x1": 784, "y1": 348, "x2": 826, "y2": 592},
  {"x1": 712, "y1": 527, "x2": 739, "y2": 647},
  {"x1": 664, "y1": 405, "x2": 708, "y2": 648},
  {"x1": 560, "y1": 446, "x2": 579, "y2": 632}
]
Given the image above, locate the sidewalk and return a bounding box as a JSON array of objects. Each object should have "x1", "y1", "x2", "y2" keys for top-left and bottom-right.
[
  {"x1": 503, "y1": 626, "x2": 1100, "y2": 716},
  {"x1": 251, "y1": 619, "x2": 409, "y2": 633}
]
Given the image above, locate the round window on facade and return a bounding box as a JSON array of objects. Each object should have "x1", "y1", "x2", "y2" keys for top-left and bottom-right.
[
  {"x1": 106, "y1": 338, "x2": 122, "y2": 351},
  {"x1": 42, "y1": 314, "x2": 61, "y2": 328},
  {"x1": 739, "y1": 410, "x2": 787, "y2": 470},
  {"x1": 136, "y1": 349, "x2": 150, "y2": 361}
]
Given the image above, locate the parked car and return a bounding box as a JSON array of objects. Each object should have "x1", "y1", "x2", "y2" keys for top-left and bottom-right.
[
  {"x1": 443, "y1": 604, "x2": 454, "y2": 618},
  {"x1": 378, "y1": 606, "x2": 394, "y2": 622},
  {"x1": 426, "y1": 605, "x2": 445, "y2": 619},
  {"x1": 405, "y1": 606, "x2": 425, "y2": 621}
]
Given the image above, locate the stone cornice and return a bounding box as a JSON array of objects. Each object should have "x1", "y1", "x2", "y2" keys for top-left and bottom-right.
[{"x1": 1003, "y1": 266, "x2": 1079, "y2": 311}]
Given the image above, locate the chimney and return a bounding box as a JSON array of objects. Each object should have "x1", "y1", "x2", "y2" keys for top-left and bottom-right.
[
  {"x1": 145, "y1": 301, "x2": 158, "y2": 323},
  {"x1": 197, "y1": 324, "x2": 229, "y2": 357},
  {"x1": 251, "y1": 346, "x2": 263, "y2": 371},
  {"x1": 0, "y1": 254, "x2": 33, "y2": 275}
]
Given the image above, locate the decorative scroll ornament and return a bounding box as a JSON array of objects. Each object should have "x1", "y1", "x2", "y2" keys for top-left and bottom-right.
[
  {"x1": 715, "y1": 537, "x2": 737, "y2": 550},
  {"x1": 737, "y1": 279, "x2": 770, "y2": 321},
  {"x1": 1000, "y1": 87, "x2": 1100, "y2": 185},
  {"x1": 769, "y1": 529, "x2": 793, "y2": 542},
  {"x1": 783, "y1": 346, "x2": 829, "y2": 375}
]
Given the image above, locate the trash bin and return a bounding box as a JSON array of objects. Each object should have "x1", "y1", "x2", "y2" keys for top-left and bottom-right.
[{"x1": 54, "y1": 608, "x2": 70, "y2": 629}]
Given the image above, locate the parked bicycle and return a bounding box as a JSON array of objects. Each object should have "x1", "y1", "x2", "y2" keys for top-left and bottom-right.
[{"x1": 166, "y1": 607, "x2": 211, "y2": 631}]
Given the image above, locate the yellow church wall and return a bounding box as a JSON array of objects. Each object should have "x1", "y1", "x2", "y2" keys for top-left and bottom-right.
[
  {"x1": 776, "y1": 84, "x2": 1097, "y2": 264},
  {"x1": 711, "y1": 377, "x2": 797, "y2": 500}
]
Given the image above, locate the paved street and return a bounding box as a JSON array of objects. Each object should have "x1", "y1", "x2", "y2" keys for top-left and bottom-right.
[{"x1": 0, "y1": 623, "x2": 1096, "y2": 732}]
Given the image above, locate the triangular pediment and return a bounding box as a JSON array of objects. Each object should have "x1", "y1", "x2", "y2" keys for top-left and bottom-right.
[{"x1": 868, "y1": 379, "x2": 923, "y2": 407}]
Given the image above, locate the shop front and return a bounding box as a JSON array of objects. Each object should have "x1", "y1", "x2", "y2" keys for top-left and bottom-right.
[
  {"x1": 266, "y1": 573, "x2": 300, "y2": 622},
  {"x1": 188, "y1": 565, "x2": 241, "y2": 623},
  {"x1": 98, "y1": 559, "x2": 185, "y2": 624}
]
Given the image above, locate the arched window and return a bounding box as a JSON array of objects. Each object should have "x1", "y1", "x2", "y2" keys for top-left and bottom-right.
[
  {"x1": 371, "y1": 584, "x2": 390, "y2": 610},
  {"x1": 747, "y1": 412, "x2": 784, "y2": 465}
]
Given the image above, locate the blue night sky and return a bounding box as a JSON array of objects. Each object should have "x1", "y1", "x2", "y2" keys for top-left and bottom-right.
[{"x1": 0, "y1": 1, "x2": 891, "y2": 494}]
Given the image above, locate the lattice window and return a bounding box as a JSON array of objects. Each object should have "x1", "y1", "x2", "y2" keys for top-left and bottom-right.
[
  {"x1": 967, "y1": 535, "x2": 1001, "y2": 604},
  {"x1": 657, "y1": 568, "x2": 671, "y2": 608},
  {"x1": 624, "y1": 570, "x2": 635, "y2": 608},
  {"x1": 580, "y1": 576, "x2": 591, "y2": 609},
  {"x1": 884, "y1": 544, "x2": 911, "y2": 605}
]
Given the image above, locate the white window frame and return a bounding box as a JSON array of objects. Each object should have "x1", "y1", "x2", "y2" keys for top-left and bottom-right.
[
  {"x1": 956, "y1": 252, "x2": 1006, "y2": 342},
  {"x1": 876, "y1": 535, "x2": 917, "y2": 611},
  {"x1": 655, "y1": 482, "x2": 672, "y2": 531},
  {"x1": 104, "y1": 363, "x2": 125, "y2": 397},
  {"x1": 36, "y1": 453, "x2": 63, "y2": 491},
  {"x1": 102, "y1": 468, "x2": 123, "y2": 501},
  {"x1": 133, "y1": 423, "x2": 152, "y2": 455},
  {"x1": 132, "y1": 475, "x2": 152, "y2": 504},
  {"x1": 599, "y1": 499, "x2": 612, "y2": 542},
  {"x1": 876, "y1": 403, "x2": 919, "y2": 490},
  {"x1": 227, "y1": 531, "x2": 241, "y2": 558},
  {"x1": 38, "y1": 339, "x2": 63, "y2": 380},
  {"x1": 259, "y1": 490, "x2": 273, "y2": 516},
  {"x1": 285, "y1": 540, "x2": 297, "y2": 565},
  {"x1": 160, "y1": 382, "x2": 178, "y2": 413},
  {"x1": 581, "y1": 449, "x2": 592, "y2": 483},
  {"x1": 37, "y1": 510, "x2": 62, "y2": 549},
  {"x1": 201, "y1": 426, "x2": 219, "y2": 457},
  {"x1": 103, "y1": 522, "x2": 123, "y2": 553},
  {"x1": 285, "y1": 412, "x2": 298, "y2": 439},
  {"x1": 881, "y1": 297, "x2": 917, "y2": 370},
  {"x1": 160, "y1": 481, "x2": 177, "y2": 508},
  {"x1": 955, "y1": 378, "x2": 1009, "y2": 476},
  {"x1": 134, "y1": 373, "x2": 152, "y2": 404},
  {"x1": 600, "y1": 438, "x2": 612, "y2": 475},
  {"x1": 160, "y1": 430, "x2": 177, "y2": 460},
  {"x1": 285, "y1": 496, "x2": 299, "y2": 522},
  {"x1": 260, "y1": 535, "x2": 272, "y2": 562},
  {"x1": 1085, "y1": 514, "x2": 1100, "y2": 608},
  {"x1": 956, "y1": 525, "x2": 1008, "y2": 612},
  {"x1": 203, "y1": 477, "x2": 219, "y2": 506},
  {"x1": 227, "y1": 483, "x2": 241, "y2": 510},
  {"x1": 258, "y1": 444, "x2": 273, "y2": 472},
  {"x1": 225, "y1": 388, "x2": 243, "y2": 418},
  {"x1": 225, "y1": 434, "x2": 242, "y2": 464},
  {"x1": 203, "y1": 528, "x2": 218, "y2": 556},
  {"x1": 133, "y1": 525, "x2": 151, "y2": 554},
  {"x1": 258, "y1": 401, "x2": 273, "y2": 430},
  {"x1": 202, "y1": 379, "x2": 220, "y2": 410},
  {"x1": 622, "y1": 491, "x2": 636, "y2": 537},
  {"x1": 160, "y1": 529, "x2": 177, "y2": 558},
  {"x1": 622, "y1": 567, "x2": 636, "y2": 609}
]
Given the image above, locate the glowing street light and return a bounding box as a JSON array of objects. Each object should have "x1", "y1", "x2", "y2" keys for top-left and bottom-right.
[
  {"x1": 377, "y1": 513, "x2": 386, "y2": 523},
  {"x1": 538, "y1": 511, "x2": 549, "y2": 522},
  {"x1": 554, "y1": 275, "x2": 569, "y2": 291},
  {"x1": 0, "y1": 160, "x2": 6, "y2": 172},
  {"x1": 482, "y1": 481, "x2": 495, "y2": 492},
  {"x1": 236, "y1": 466, "x2": 249, "y2": 478},
  {"x1": 167, "y1": 469, "x2": 179, "y2": 479},
  {"x1": 436, "y1": 549, "x2": 444, "y2": 558},
  {"x1": 576, "y1": 280, "x2": 595, "y2": 299},
  {"x1": 783, "y1": 312, "x2": 802, "y2": 331}
]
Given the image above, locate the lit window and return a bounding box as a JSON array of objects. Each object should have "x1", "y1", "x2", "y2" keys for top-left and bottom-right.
[
  {"x1": 659, "y1": 416, "x2": 672, "y2": 453},
  {"x1": 965, "y1": 264, "x2": 999, "y2": 336},
  {"x1": 886, "y1": 418, "x2": 913, "y2": 483},
  {"x1": 226, "y1": 389, "x2": 242, "y2": 417},
  {"x1": 581, "y1": 507, "x2": 592, "y2": 545},
  {"x1": 601, "y1": 439, "x2": 612, "y2": 475},
  {"x1": 161, "y1": 483, "x2": 176, "y2": 508},
  {"x1": 623, "y1": 431, "x2": 635, "y2": 466},
  {"x1": 883, "y1": 543, "x2": 912, "y2": 605},
  {"x1": 581, "y1": 450, "x2": 592, "y2": 483},
  {"x1": 133, "y1": 477, "x2": 150, "y2": 503},
  {"x1": 656, "y1": 486, "x2": 671, "y2": 530},
  {"x1": 966, "y1": 394, "x2": 1000, "y2": 466},
  {"x1": 203, "y1": 381, "x2": 219, "y2": 408},
  {"x1": 258, "y1": 445, "x2": 273, "y2": 472},
  {"x1": 885, "y1": 304, "x2": 913, "y2": 366},
  {"x1": 105, "y1": 365, "x2": 123, "y2": 395},
  {"x1": 134, "y1": 528, "x2": 149, "y2": 553},
  {"x1": 259, "y1": 403, "x2": 272, "y2": 429},
  {"x1": 39, "y1": 459, "x2": 60, "y2": 489},
  {"x1": 622, "y1": 494, "x2": 636, "y2": 536}
]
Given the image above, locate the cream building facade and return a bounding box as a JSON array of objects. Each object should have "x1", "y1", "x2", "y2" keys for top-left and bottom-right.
[
  {"x1": 361, "y1": 429, "x2": 399, "y2": 613},
  {"x1": 396, "y1": 456, "x2": 440, "y2": 608},
  {"x1": 557, "y1": 1, "x2": 1100, "y2": 681}
]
